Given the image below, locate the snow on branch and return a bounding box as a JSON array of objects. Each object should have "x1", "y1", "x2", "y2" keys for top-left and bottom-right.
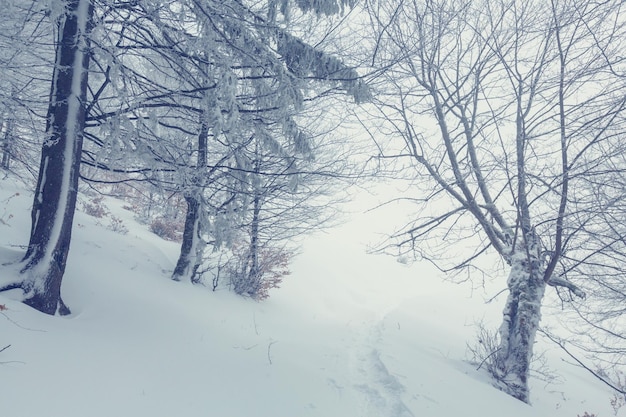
[
  {"x1": 276, "y1": 31, "x2": 371, "y2": 103},
  {"x1": 273, "y1": 0, "x2": 357, "y2": 17},
  {"x1": 546, "y1": 275, "x2": 586, "y2": 299}
]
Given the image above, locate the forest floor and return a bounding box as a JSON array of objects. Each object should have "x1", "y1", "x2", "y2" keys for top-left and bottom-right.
[{"x1": 0, "y1": 174, "x2": 619, "y2": 417}]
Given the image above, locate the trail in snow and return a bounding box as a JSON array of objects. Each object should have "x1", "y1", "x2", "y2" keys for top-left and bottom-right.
[{"x1": 343, "y1": 315, "x2": 415, "y2": 417}]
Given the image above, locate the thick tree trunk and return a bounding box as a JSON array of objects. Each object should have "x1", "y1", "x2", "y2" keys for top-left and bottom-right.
[
  {"x1": 495, "y1": 231, "x2": 546, "y2": 403},
  {"x1": 172, "y1": 195, "x2": 204, "y2": 282},
  {"x1": 18, "y1": 0, "x2": 94, "y2": 315},
  {"x1": 172, "y1": 119, "x2": 209, "y2": 283}
]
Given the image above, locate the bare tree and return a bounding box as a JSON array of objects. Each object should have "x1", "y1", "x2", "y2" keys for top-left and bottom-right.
[
  {"x1": 363, "y1": 0, "x2": 626, "y2": 402},
  {"x1": 0, "y1": 1, "x2": 54, "y2": 176},
  {"x1": 545, "y1": 148, "x2": 626, "y2": 400}
]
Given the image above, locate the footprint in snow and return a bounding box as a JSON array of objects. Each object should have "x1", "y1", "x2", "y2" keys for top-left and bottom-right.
[{"x1": 349, "y1": 319, "x2": 415, "y2": 417}]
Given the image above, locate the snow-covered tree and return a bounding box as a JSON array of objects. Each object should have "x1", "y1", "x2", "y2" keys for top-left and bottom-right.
[
  {"x1": 0, "y1": 0, "x2": 367, "y2": 313},
  {"x1": 363, "y1": 0, "x2": 626, "y2": 402},
  {"x1": 89, "y1": 0, "x2": 369, "y2": 285},
  {"x1": 0, "y1": 0, "x2": 95, "y2": 315},
  {"x1": 0, "y1": 1, "x2": 54, "y2": 175}
]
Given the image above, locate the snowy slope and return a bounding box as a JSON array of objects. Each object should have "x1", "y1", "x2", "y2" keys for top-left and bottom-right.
[{"x1": 0, "y1": 175, "x2": 618, "y2": 417}]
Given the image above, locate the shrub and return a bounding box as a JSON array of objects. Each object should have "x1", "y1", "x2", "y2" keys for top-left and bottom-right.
[
  {"x1": 609, "y1": 370, "x2": 626, "y2": 415},
  {"x1": 0, "y1": 192, "x2": 18, "y2": 226},
  {"x1": 467, "y1": 323, "x2": 504, "y2": 379},
  {"x1": 81, "y1": 196, "x2": 108, "y2": 218},
  {"x1": 227, "y1": 245, "x2": 292, "y2": 300},
  {"x1": 107, "y1": 215, "x2": 128, "y2": 235},
  {"x1": 150, "y1": 216, "x2": 183, "y2": 242}
]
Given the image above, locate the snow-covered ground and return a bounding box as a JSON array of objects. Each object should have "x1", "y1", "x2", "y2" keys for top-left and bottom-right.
[{"x1": 0, "y1": 175, "x2": 619, "y2": 417}]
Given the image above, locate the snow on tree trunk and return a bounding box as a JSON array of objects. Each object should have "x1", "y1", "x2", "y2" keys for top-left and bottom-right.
[
  {"x1": 495, "y1": 230, "x2": 547, "y2": 403},
  {"x1": 19, "y1": 0, "x2": 94, "y2": 315},
  {"x1": 172, "y1": 119, "x2": 209, "y2": 283},
  {"x1": 246, "y1": 191, "x2": 261, "y2": 289},
  {"x1": 172, "y1": 195, "x2": 205, "y2": 282},
  {"x1": 1, "y1": 117, "x2": 14, "y2": 169}
]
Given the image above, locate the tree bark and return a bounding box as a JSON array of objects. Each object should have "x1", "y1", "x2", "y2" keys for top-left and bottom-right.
[
  {"x1": 172, "y1": 195, "x2": 203, "y2": 282},
  {"x1": 18, "y1": 0, "x2": 94, "y2": 315},
  {"x1": 1, "y1": 118, "x2": 14, "y2": 169},
  {"x1": 496, "y1": 230, "x2": 546, "y2": 403},
  {"x1": 246, "y1": 189, "x2": 261, "y2": 291},
  {"x1": 172, "y1": 118, "x2": 209, "y2": 283},
  {"x1": 238, "y1": 156, "x2": 262, "y2": 297}
]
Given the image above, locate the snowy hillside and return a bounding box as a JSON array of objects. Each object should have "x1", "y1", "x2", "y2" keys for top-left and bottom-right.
[{"x1": 0, "y1": 176, "x2": 618, "y2": 417}]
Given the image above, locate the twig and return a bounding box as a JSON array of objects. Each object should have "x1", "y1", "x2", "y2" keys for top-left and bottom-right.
[
  {"x1": 0, "y1": 344, "x2": 23, "y2": 365},
  {"x1": 476, "y1": 347, "x2": 501, "y2": 371},
  {"x1": 485, "y1": 288, "x2": 508, "y2": 304},
  {"x1": 233, "y1": 344, "x2": 258, "y2": 351},
  {"x1": 267, "y1": 340, "x2": 277, "y2": 365},
  {"x1": 253, "y1": 313, "x2": 259, "y2": 336},
  {"x1": 1, "y1": 312, "x2": 46, "y2": 332},
  {"x1": 541, "y1": 330, "x2": 626, "y2": 395}
]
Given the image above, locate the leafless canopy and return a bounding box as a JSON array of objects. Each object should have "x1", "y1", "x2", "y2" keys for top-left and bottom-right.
[{"x1": 362, "y1": 0, "x2": 626, "y2": 397}]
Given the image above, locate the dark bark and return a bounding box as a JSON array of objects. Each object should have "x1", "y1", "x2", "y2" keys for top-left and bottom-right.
[
  {"x1": 172, "y1": 195, "x2": 202, "y2": 282},
  {"x1": 171, "y1": 118, "x2": 209, "y2": 283},
  {"x1": 17, "y1": 0, "x2": 94, "y2": 315}
]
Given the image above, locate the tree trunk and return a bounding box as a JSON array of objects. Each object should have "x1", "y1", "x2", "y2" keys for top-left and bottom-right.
[
  {"x1": 18, "y1": 0, "x2": 94, "y2": 315},
  {"x1": 1, "y1": 118, "x2": 14, "y2": 169},
  {"x1": 171, "y1": 118, "x2": 209, "y2": 283},
  {"x1": 247, "y1": 190, "x2": 261, "y2": 290},
  {"x1": 240, "y1": 154, "x2": 263, "y2": 297},
  {"x1": 172, "y1": 195, "x2": 204, "y2": 282},
  {"x1": 495, "y1": 230, "x2": 546, "y2": 403}
]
